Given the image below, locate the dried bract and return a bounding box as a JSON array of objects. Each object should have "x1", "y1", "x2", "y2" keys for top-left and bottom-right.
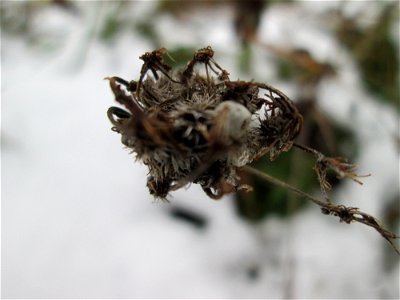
[
  {"x1": 315, "y1": 156, "x2": 371, "y2": 191},
  {"x1": 106, "y1": 46, "x2": 303, "y2": 200}
]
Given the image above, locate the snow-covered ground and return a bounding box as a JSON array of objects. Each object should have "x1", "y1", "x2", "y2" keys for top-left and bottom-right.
[{"x1": 2, "y1": 1, "x2": 399, "y2": 298}]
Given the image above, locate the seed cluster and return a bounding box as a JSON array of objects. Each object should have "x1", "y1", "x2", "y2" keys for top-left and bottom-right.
[{"x1": 107, "y1": 46, "x2": 303, "y2": 200}]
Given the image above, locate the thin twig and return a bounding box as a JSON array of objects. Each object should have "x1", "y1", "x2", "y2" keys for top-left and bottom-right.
[
  {"x1": 242, "y1": 165, "x2": 400, "y2": 256},
  {"x1": 242, "y1": 166, "x2": 327, "y2": 206},
  {"x1": 293, "y1": 142, "x2": 320, "y2": 156}
]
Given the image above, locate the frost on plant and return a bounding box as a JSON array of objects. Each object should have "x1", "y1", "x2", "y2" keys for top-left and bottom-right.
[{"x1": 106, "y1": 46, "x2": 399, "y2": 254}]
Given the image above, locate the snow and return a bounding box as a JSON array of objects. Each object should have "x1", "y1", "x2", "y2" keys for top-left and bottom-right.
[{"x1": 1, "y1": 1, "x2": 399, "y2": 298}]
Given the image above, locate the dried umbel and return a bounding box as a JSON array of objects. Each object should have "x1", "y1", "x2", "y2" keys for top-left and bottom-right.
[
  {"x1": 106, "y1": 46, "x2": 399, "y2": 254},
  {"x1": 106, "y1": 46, "x2": 302, "y2": 200}
]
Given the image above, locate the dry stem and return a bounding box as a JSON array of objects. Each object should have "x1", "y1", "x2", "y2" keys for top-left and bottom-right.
[{"x1": 242, "y1": 165, "x2": 400, "y2": 255}]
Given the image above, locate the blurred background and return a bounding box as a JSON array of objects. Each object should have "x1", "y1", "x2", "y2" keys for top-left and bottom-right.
[{"x1": 1, "y1": 0, "x2": 399, "y2": 298}]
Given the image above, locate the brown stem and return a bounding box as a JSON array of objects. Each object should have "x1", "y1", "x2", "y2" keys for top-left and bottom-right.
[
  {"x1": 242, "y1": 165, "x2": 326, "y2": 206},
  {"x1": 241, "y1": 165, "x2": 400, "y2": 256}
]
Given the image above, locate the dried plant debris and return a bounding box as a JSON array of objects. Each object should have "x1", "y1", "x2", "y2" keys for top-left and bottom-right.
[
  {"x1": 106, "y1": 46, "x2": 399, "y2": 254},
  {"x1": 106, "y1": 46, "x2": 302, "y2": 200}
]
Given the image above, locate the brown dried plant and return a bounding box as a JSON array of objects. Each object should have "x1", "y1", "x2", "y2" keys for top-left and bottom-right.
[{"x1": 106, "y1": 46, "x2": 399, "y2": 254}]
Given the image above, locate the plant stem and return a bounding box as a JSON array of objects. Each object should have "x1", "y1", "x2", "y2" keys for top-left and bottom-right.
[
  {"x1": 241, "y1": 165, "x2": 400, "y2": 256},
  {"x1": 242, "y1": 165, "x2": 326, "y2": 207}
]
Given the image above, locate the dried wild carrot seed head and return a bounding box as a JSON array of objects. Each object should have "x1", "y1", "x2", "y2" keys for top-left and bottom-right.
[{"x1": 106, "y1": 46, "x2": 303, "y2": 200}]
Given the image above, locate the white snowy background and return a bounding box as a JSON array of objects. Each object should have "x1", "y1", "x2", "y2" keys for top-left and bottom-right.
[{"x1": 1, "y1": 1, "x2": 399, "y2": 298}]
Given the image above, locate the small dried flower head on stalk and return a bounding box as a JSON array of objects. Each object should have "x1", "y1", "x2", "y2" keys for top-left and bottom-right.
[
  {"x1": 106, "y1": 46, "x2": 399, "y2": 254},
  {"x1": 106, "y1": 46, "x2": 302, "y2": 200}
]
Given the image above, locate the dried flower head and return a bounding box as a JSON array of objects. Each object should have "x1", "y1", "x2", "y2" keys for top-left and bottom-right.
[
  {"x1": 106, "y1": 46, "x2": 303, "y2": 200},
  {"x1": 106, "y1": 46, "x2": 399, "y2": 254}
]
